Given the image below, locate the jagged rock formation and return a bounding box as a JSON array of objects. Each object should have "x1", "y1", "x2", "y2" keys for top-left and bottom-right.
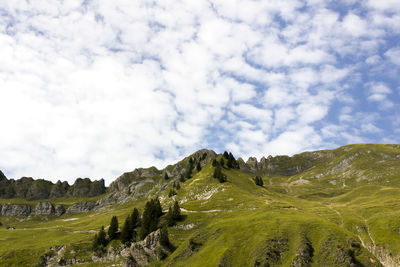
[
  {"x1": 124, "y1": 229, "x2": 170, "y2": 266},
  {"x1": 0, "y1": 172, "x2": 106, "y2": 200}
]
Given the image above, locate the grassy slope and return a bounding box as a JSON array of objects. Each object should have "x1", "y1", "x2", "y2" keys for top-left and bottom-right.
[{"x1": 1, "y1": 144, "x2": 400, "y2": 266}]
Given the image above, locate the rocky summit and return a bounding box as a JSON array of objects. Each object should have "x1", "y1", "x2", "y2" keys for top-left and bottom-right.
[{"x1": 1, "y1": 144, "x2": 400, "y2": 266}]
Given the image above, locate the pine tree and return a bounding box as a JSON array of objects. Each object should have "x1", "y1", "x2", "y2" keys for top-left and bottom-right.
[
  {"x1": 160, "y1": 225, "x2": 170, "y2": 247},
  {"x1": 166, "y1": 207, "x2": 174, "y2": 226},
  {"x1": 164, "y1": 172, "x2": 169, "y2": 180},
  {"x1": 196, "y1": 162, "x2": 201, "y2": 172},
  {"x1": 108, "y1": 216, "x2": 119, "y2": 240},
  {"x1": 154, "y1": 197, "x2": 163, "y2": 218},
  {"x1": 185, "y1": 160, "x2": 194, "y2": 178},
  {"x1": 168, "y1": 189, "x2": 177, "y2": 197},
  {"x1": 98, "y1": 226, "x2": 107, "y2": 247},
  {"x1": 212, "y1": 159, "x2": 218, "y2": 167},
  {"x1": 253, "y1": 176, "x2": 264, "y2": 186},
  {"x1": 213, "y1": 166, "x2": 226, "y2": 183},
  {"x1": 131, "y1": 208, "x2": 139, "y2": 229},
  {"x1": 121, "y1": 215, "x2": 132, "y2": 244},
  {"x1": 223, "y1": 151, "x2": 229, "y2": 159},
  {"x1": 176, "y1": 182, "x2": 181, "y2": 190},
  {"x1": 172, "y1": 201, "x2": 181, "y2": 221},
  {"x1": 219, "y1": 158, "x2": 225, "y2": 167},
  {"x1": 139, "y1": 198, "x2": 162, "y2": 240}
]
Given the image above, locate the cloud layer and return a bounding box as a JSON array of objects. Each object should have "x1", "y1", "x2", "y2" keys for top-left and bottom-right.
[{"x1": 0, "y1": 0, "x2": 399, "y2": 184}]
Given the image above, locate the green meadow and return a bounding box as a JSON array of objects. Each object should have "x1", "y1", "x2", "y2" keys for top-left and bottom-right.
[{"x1": 1, "y1": 144, "x2": 400, "y2": 266}]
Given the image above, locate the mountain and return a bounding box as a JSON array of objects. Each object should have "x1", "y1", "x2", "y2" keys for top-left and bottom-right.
[
  {"x1": 0, "y1": 175, "x2": 106, "y2": 200},
  {"x1": 1, "y1": 144, "x2": 400, "y2": 266}
]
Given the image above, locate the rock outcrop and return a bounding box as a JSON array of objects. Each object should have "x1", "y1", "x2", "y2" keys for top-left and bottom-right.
[
  {"x1": 35, "y1": 201, "x2": 55, "y2": 215},
  {"x1": 67, "y1": 201, "x2": 97, "y2": 213},
  {"x1": 124, "y1": 229, "x2": 170, "y2": 266},
  {"x1": 1, "y1": 204, "x2": 32, "y2": 216},
  {"x1": 55, "y1": 204, "x2": 66, "y2": 216},
  {"x1": 0, "y1": 202, "x2": 65, "y2": 216}
]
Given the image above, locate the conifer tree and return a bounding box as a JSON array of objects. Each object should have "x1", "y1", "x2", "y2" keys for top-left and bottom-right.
[
  {"x1": 155, "y1": 197, "x2": 163, "y2": 218},
  {"x1": 213, "y1": 166, "x2": 227, "y2": 183},
  {"x1": 98, "y1": 226, "x2": 107, "y2": 247},
  {"x1": 172, "y1": 201, "x2": 181, "y2": 221},
  {"x1": 196, "y1": 162, "x2": 201, "y2": 172},
  {"x1": 168, "y1": 189, "x2": 177, "y2": 197},
  {"x1": 166, "y1": 207, "x2": 174, "y2": 226},
  {"x1": 176, "y1": 182, "x2": 181, "y2": 190},
  {"x1": 108, "y1": 216, "x2": 119, "y2": 240},
  {"x1": 219, "y1": 158, "x2": 225, "y2": 167},
  {"x1": 253, "y1": 176, "x2": 264, "y2": 186},
  {"x1": 121, "y1": 215, "x2": 132, "y2": 244},
  {"x1": 131, "y1": 208, "x2": 139, "y2": 229},
  {"x1": 164, "y1": 173, "x2": 169, "y2": 180},
  {"x1": 139, "y1": 198, "x2": 163, "y2": 240},
  {"x1": 160, "y1": 225, "x2": 170, "y2": 247},
  {"x1": 223, "y1": 151, "x2": 229, "y2": 159},
  {"x1": 212, "y1": 159, "x2": 218, "y2": 167}
]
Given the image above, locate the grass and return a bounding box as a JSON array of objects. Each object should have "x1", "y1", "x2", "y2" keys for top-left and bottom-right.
[{"x1": 1, "y1": 144, "x2": 400, "y2": 266}]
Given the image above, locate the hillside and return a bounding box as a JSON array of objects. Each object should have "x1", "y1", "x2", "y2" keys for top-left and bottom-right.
[{"x1": 1, "y1": 144, "x2": 400, "y2": 266}]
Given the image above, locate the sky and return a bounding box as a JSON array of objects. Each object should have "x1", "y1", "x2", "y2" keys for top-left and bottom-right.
[{"x1": 0, "y1": 0, "x2": 399, "y2": 185}]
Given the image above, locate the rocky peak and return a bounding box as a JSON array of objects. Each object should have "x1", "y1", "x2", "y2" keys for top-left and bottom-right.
[{"x1": 246, "y1": 157, "x2": 259, "y2": 171}]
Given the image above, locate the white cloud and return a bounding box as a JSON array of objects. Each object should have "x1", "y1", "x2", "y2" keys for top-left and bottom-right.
[
  {"x1": 0, "y1": 0, "x2": 398, "y2": 183},
  {"x1": 367, "y1": 82, "x2": 392, "y2": 103},
  {"x1": 385, "y1": 47, "x2": 400, "y2": 65}
]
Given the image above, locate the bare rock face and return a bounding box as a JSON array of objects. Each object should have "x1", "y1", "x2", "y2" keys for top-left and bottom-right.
[
  {"x1": 246, "y1": 157, "x2": 259, "y2": 171},
  {"x1": 1, "y1": 204, "x2": 32, "y2": 216},
  {"x1": 35, "y1": 201, "x2": 55, "y2": 215},
  {"x1": 124, "y1": 229, "x2": 169, "y2": 266},
  {"x1": 50, "y1": 181, "x2": 69, "y2": 198},
  {"x1": 55, "y1": 204, "x2": 66, "y2": 216},
  {"x1": 66, "y1": 201, "x2": 97, "y2": 213},
  {"x1": 236, "y1": 157, "x2": 247, "y2": 170}
]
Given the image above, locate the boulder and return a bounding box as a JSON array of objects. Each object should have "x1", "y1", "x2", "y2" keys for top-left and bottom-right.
[
  {"x1": 1, "y1": 204, "x2": 32, "y2": 216},
  {"x1": 35, "y1": 201, "x2": 55, "y2": 215},
  {"x1": 67, "y1": 201, "x2": 97, "y2": 213},
  {"x1": 55, "y1": 204, "x2": 66, "y2": 216}
]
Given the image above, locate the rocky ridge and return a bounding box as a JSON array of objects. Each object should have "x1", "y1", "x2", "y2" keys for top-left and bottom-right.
[{"x1": 0, "y1": 202, "x2": 66, "y2": 216}]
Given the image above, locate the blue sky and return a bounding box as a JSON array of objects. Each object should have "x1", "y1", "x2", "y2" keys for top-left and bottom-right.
[{"x1": 0, "y1": 0, "x2": 399, "y2": 184}]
